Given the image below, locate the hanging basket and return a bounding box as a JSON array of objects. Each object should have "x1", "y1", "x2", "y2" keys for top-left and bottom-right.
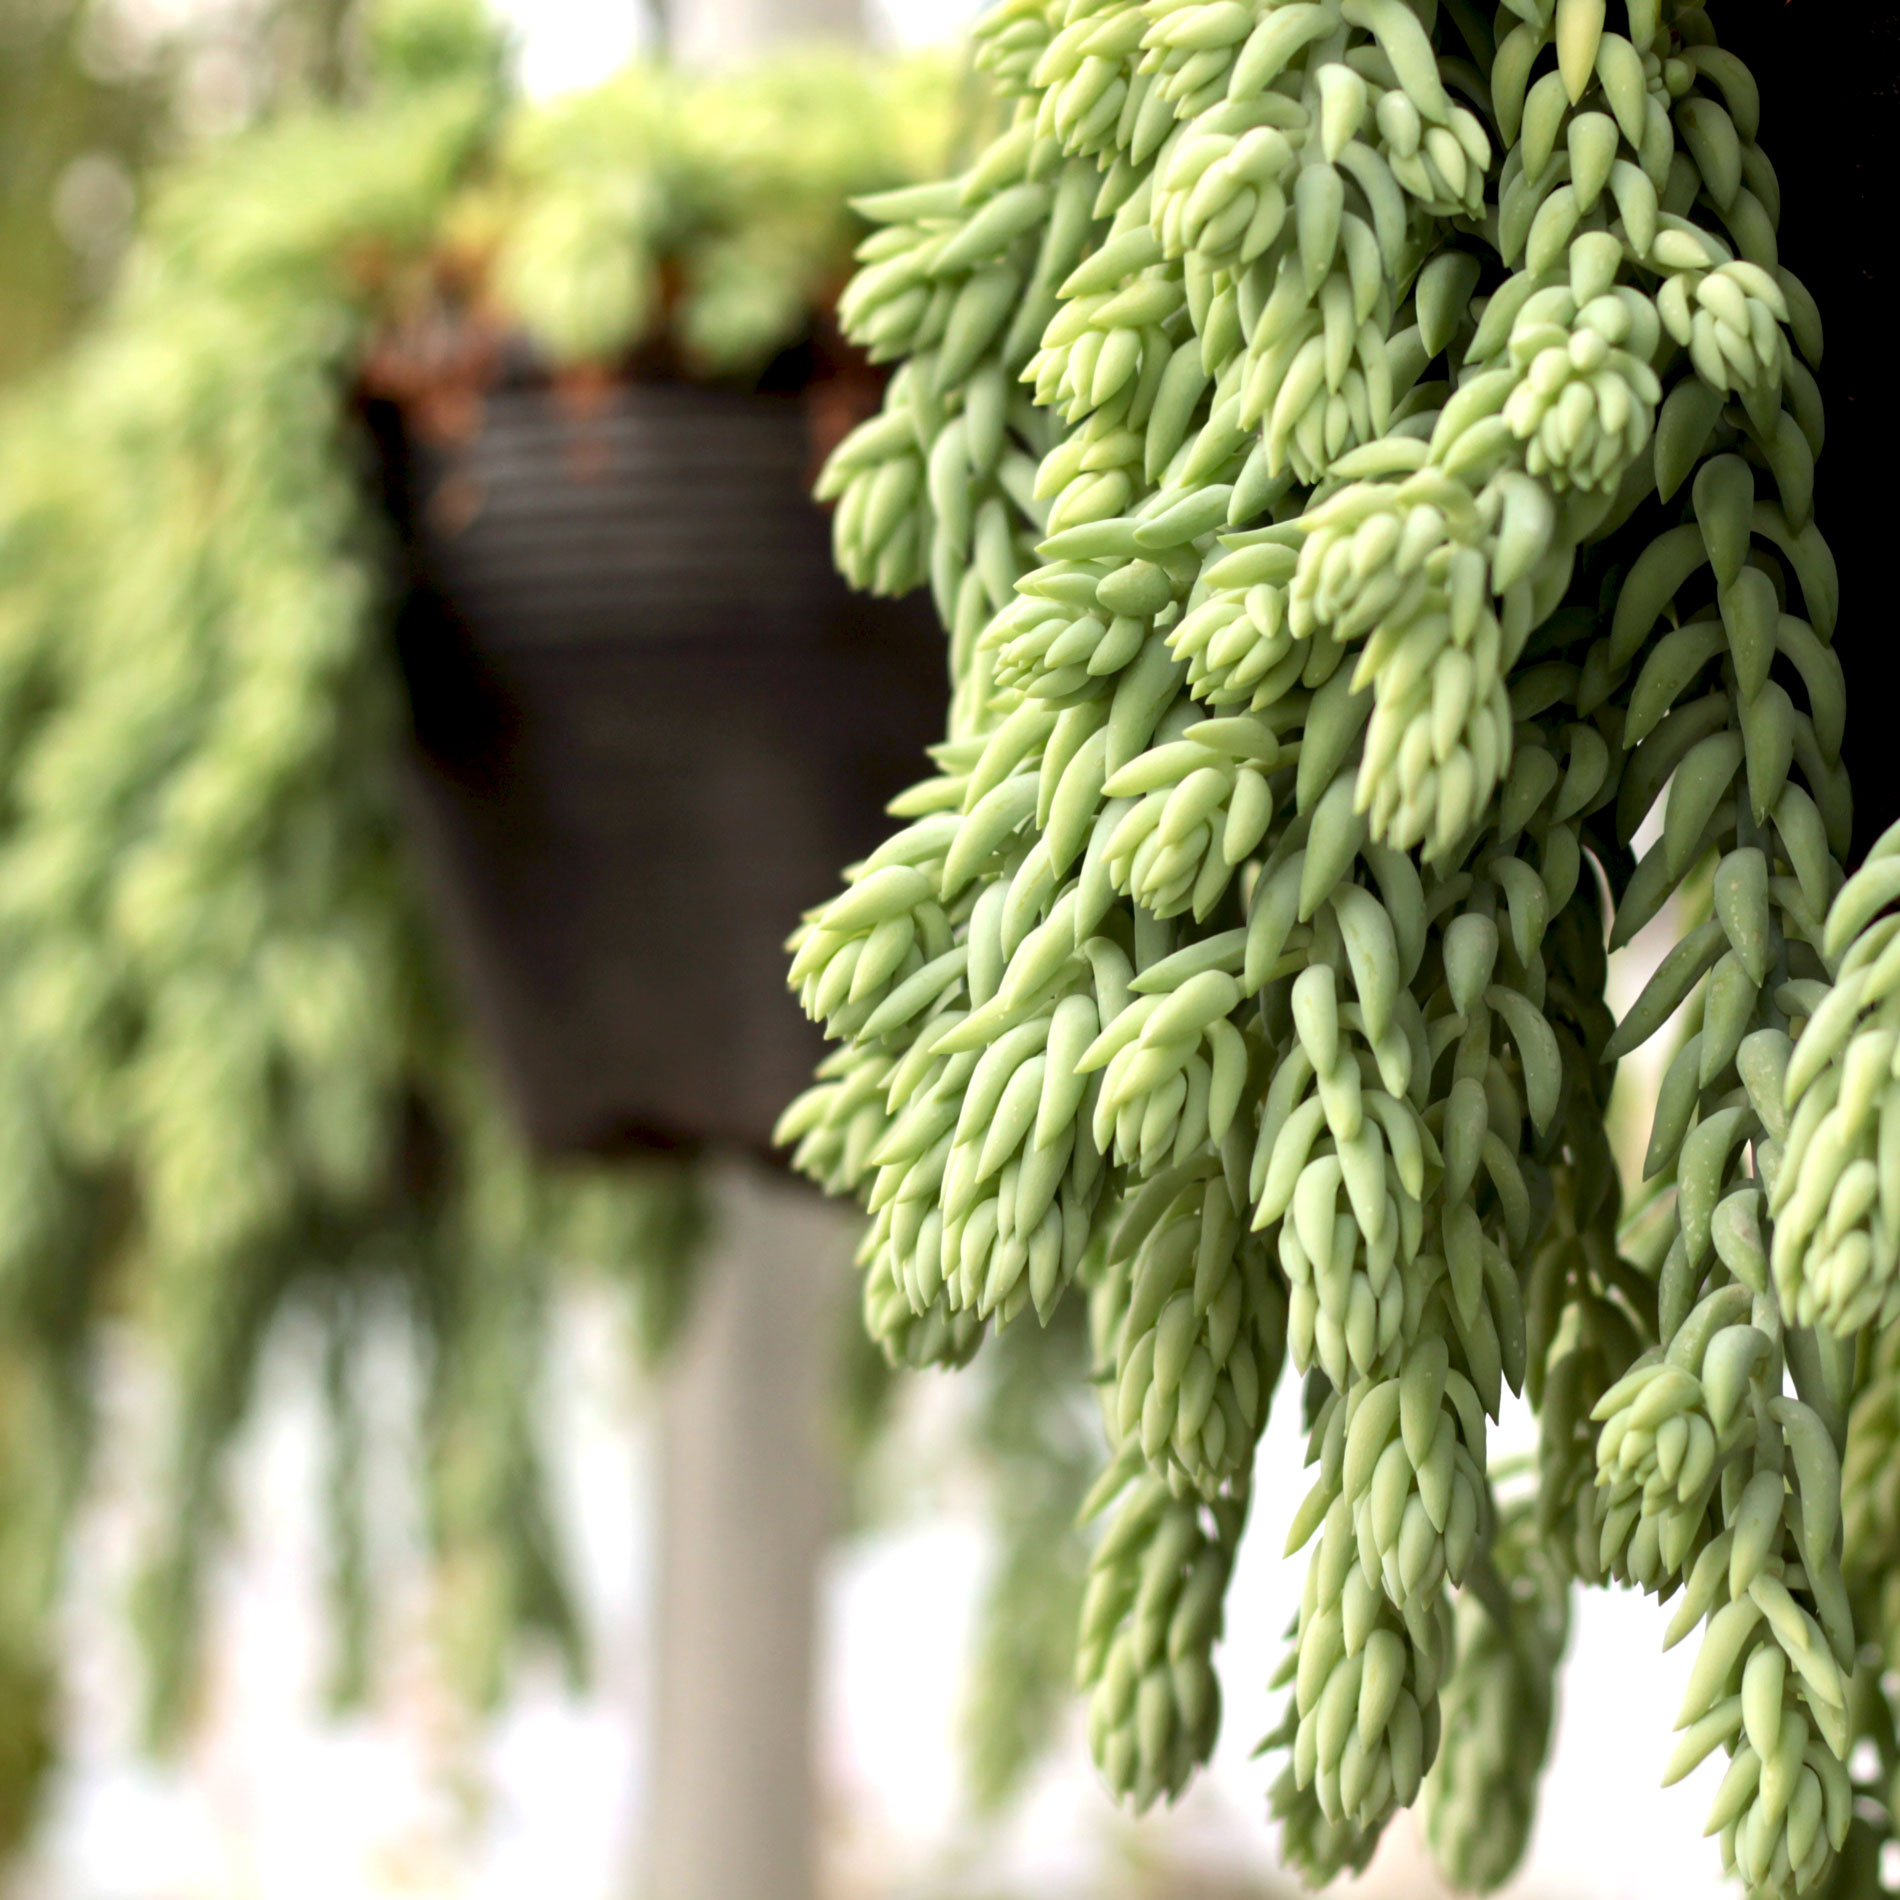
[{"x1": 373, "y1": 365, "x2": 946, "y2": 1159}]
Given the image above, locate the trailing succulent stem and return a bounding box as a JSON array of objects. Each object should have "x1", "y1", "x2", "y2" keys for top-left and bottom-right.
[{"x1": 789, "y1": 0, "x2": 1898, "y2": 1893}]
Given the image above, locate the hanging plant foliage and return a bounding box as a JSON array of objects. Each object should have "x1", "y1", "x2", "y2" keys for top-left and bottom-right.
[{"x1": 784, "y1": 0, "x2": 1900, "y2": 1891}]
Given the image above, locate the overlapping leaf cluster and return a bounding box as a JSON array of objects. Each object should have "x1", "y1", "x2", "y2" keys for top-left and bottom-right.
[{"x1": 786, "y1": 0, "x2": 1898, "y2": 1890}]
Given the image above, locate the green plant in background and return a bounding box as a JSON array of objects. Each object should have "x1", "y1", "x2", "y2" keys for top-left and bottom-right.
[
  {"x1": 786, "y1": 0, "x2": 1900, "y2": 1890},
  {"x1": 957, "y1": 1299, "x2": 1099, "y2": 1812},
  {"x1": 1417, "y1": 1471, "x2": 1567, "y2": 1888},
  {"x1": 0, "y1": 0, "x2": 966, "y2": 1846},
  {"x1": 0, "y1": 0, "x2": 164, "y2": 384},
  {"x1": 0, "y1": 0, "x2": 394, "y2": 388}
]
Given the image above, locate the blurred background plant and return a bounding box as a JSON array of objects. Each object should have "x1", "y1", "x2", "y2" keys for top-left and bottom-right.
[
  {"x1": 0, "y1": 0, "x2": 396, "y2": 386},
  {"x1": 0, "y1": 0, "x2": 1057, "y2": 1876}
]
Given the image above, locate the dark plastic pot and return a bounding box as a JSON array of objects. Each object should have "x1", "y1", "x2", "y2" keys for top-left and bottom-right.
[
  {"x1": 373, "y1": 373, "x2": 946, "y2": 1159},
  {"x1": 1715, "y1": 1, "x2": 1897, "y2": 860}
]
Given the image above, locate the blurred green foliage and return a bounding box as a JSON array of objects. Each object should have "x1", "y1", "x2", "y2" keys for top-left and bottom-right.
[
  {"x1": 0, "y1": 0, "x2": 962, "y2": 1853},
  {"x1": 959, "y1": 1304, "x2": 1097, "y2": 1815},
  {"x1": 0, "y1": 0, "x2": 385, "y2": 385},
  {"x1": 0, "y1": 0, "x2": 162, "y2": 382}
]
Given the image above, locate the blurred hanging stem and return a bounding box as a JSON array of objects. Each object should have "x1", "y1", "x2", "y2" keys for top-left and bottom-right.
[
  {"x1": 643, "y1": 0, "x2": 671, "y2": 62},
  {"x1": 324, "y1": 1288, "x2": 372, "y2": 1713},
  {"x1": 960, "y1": 1303, "x2": 1097, "y2": 1814}
]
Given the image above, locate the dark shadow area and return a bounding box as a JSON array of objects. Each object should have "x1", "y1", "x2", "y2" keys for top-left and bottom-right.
[{"x1": 1717, "y1": 0, "x2": 1900, "y2": 862}]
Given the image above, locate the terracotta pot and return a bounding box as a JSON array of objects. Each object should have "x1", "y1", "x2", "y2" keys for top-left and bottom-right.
[{"x1": 372, "y1": 373, "x2": 945, "y2": 1159}]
